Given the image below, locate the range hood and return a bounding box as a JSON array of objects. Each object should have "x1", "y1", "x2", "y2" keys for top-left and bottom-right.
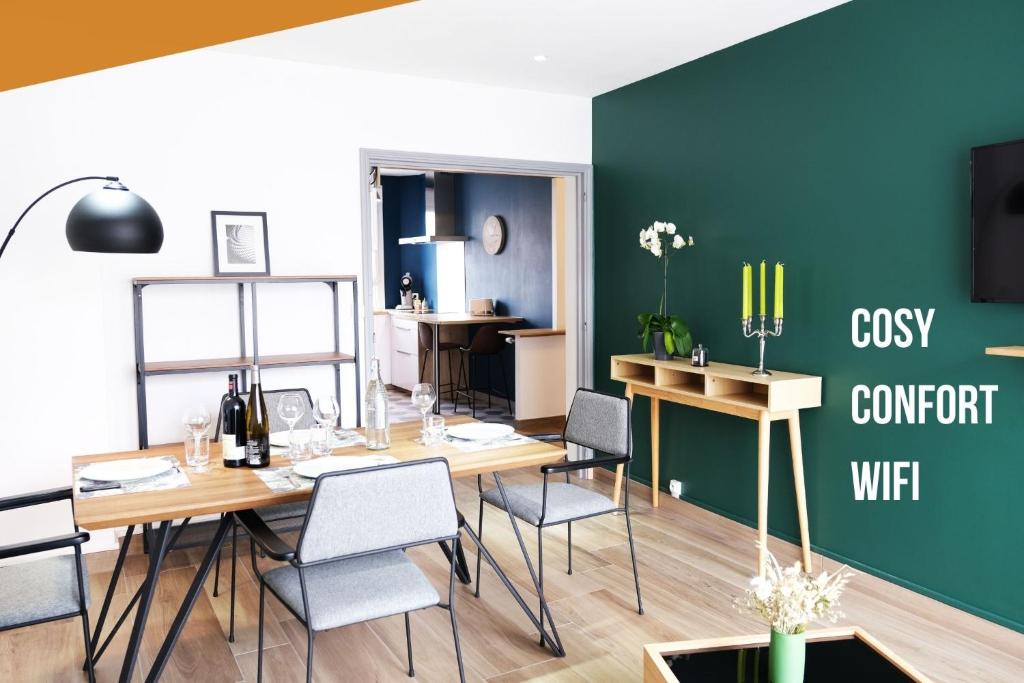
[{"x1": 397, "y1": 172, "x2": 468, "y2": 244}]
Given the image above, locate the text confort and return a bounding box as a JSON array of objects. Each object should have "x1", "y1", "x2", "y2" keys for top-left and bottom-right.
[{"x1": 848, "y1": 308, "x2": 997, "y2": 501}]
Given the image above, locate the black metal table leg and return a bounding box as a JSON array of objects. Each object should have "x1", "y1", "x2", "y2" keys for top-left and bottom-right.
[
  {"x1": 145, "y1": 513, "x2": 234, "y2": 683},
  {"x1": 459, "y1": 518, "x2": 565, "y2": 657},
  {"x1": 84, "y1": 524, "x2": 134, "y2": 670},
  {"x1": 432, "y1": 321, "x2": 441, "y2": 414},
  {"x1": 438, "y1": 540, "x2": 472, "y2": 585},
  {"x1": 119, "y1": 521, "x2": 172, "y2": 683},
  {"x1": 490, "y1": 473, "x2": 565, "y2": 656}
]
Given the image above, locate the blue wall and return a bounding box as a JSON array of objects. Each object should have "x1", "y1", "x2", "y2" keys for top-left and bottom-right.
[
  {"x1": 457, "y1": 174, "x2": 553, "y2": 328},
  {"x1": 382, "y1": 175, "x2": 437, "y2": 309}
]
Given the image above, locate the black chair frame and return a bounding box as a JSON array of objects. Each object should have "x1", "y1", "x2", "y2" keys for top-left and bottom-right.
[
  {"x1": 474, "y1": 388, "x2": 644, "y2": 644},
  {"x1": 211, "y1": 386, "x2": 313, "y2": 642},
  {"x1": 236, "y1": 459, "x2": 467, "y2": 683},
  {"x1": 453, "y1": 331, "x2": 513, "y2": 418},
  {"x1": 0, "y1": 486, "x2": 95, "y2": 683}
]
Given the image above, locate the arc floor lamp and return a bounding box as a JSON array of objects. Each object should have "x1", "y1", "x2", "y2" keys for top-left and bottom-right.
[{"x1": 1, "y1": 175, "x2": 164, "y2": 261}]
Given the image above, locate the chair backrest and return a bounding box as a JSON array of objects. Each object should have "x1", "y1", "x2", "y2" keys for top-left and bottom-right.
[
  {"x1": 214, "y1": 387, "x2": 316, "y2": 440},
  {"x1": 563, "y1": 388, "x2": 631, "y2": 458},
  {"x1": 296, "y1": 458, "x2": 459, "y2": 564},
  {"x1": 418, "y1": 322, "x2": 434, "y2": 350},
  {"x1": 468, "y1": 325, "x2": 505, "y2": 355}
]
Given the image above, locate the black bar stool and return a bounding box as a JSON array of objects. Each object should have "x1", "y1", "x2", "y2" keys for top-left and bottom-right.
[
  {"x1": 454, "y1": 325, "x2": 513, "y2": 417},
  {"x1": 419, "y1": 323, "x2": 460, "y2": 401}
]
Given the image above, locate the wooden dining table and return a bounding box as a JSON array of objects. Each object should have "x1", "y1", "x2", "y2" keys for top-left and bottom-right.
[{"x1": 73, "y1": 416, "x2": 567, "y2": 682}]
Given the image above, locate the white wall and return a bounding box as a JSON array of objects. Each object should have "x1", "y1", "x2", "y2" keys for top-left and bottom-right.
[{"x1": 0, "y1": 49, "x2": 591, "y2": 553}]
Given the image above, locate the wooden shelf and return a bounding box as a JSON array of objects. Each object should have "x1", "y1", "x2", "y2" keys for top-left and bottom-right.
[
  {"x1": 133, "y1": 275, "x2": 357, "y2": 285},
  {"x1": 144, "y1": 351, "x2": 355, "y2": 375},
  {"x1": 985, "y1": 346, "x2": 1024, "y2": 358}
]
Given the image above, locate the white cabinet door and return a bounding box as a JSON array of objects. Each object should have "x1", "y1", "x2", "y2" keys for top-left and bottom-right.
[{"x1": 389, "y1": 317, "x2": 421, "y2": 391}]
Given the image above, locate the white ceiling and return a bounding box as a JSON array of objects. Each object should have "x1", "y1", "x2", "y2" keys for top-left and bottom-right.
[{"x1": 217, "y1": 0, "x2": 848, "y2": 97}]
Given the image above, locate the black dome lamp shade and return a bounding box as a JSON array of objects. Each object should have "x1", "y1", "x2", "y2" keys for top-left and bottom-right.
[{"x1": 0, "y1": 175, "x2": 163, "y2": 262}]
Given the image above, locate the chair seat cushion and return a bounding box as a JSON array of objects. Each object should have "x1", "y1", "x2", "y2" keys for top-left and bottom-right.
[
  {"x1": 263, "y1": 550, "x2": 439, "y2": 631},
  {"x1": 256, "y1": 501, "x2": 308, "y2": 523},
  {"x1": 0, "y1": 555, "x2": 89, "y2": 629},
  {"x1": 481, "y1": 483, "x2": 616, "y2": 526}
]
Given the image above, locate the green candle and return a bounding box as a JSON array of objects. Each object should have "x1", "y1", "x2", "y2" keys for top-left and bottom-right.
[
  {"x1": 774, "y1": 262, "x2": 784, "y2": 319},
  {"x1": 742, "y1": 263, "x2": 752, "y2": 319},
  {"x1": 759, "y1": 260, "x2": 766, "y2": 316}
]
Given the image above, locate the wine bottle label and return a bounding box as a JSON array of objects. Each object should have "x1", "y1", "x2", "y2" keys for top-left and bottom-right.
[
  {"x1": 246, "y1": 441, "x2": 261, "y2": 465},
  {"x1": 223, "y1": 436, "x2": 244, "y2": 462}
]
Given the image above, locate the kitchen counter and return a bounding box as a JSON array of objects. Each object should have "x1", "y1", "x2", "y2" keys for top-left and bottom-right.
[
  {"x1": 387, "y1": 310, "x2": 524, "y2": 325},
  {"x1": 499, "y1": 328, "x2": 565, "y2": 338}
]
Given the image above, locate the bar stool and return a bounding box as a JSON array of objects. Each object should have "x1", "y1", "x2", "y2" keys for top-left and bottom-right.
[
  {"x1": 419, "y1": 323, "x2": 460, "y2": 401},
  {"x1": 454, "y1": 325, "x2": 513, "y2": 417}
]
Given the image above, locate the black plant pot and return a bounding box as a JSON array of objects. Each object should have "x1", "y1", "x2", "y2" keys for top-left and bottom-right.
[{"x1": 652, "y1": 331, "x2": 673, "y2": 360}]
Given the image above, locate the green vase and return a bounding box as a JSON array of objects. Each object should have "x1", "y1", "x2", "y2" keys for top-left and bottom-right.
[{"x1": 769, "y1": 629, "x2": 806, "y2": 683}]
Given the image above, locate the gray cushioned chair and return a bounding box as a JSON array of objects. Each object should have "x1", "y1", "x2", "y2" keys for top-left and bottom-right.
[
  {"x1": 0, "y1": 486, "x2": 95, "y2": 682},
  {"x1": 212, "y1": 387, "x2": 315, "y2": 641},
  {"x1": 475, "y1": 388, "x2": 643, "y2": 641},
  {"x1": 236, "y1": 457, "x2": 466, "y2": 683}
]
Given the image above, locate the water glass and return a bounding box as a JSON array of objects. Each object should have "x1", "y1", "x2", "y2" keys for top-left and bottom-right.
[
  {"x1": 184, "y1": 433, "x2": 210, "y2": 473},
  {"x1": 423, "y1": 415, "x2": 446, "y2": 446},
  {"x1": 310, "y1": 424, "x2": 331, "y2": 458},
  {"x1": 289, "y1": 429, "x2": 312, "y2": 462}
]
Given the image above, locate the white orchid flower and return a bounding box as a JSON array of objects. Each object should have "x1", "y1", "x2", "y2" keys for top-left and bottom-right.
[
  {"x1": 672, "y1": 234, "x2": 684, "y2": 249},
  {"x1": 666, "y1": 223, "x2": 676, "y2": 235},
  {"x1": 654, "y1": 221, "x2": 666, "y2": 233},
  {"x1": 688, "y1": 236, "x2": 694, "y2": 246}
]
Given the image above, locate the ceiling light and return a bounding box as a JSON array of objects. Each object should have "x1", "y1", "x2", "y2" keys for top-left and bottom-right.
[{"x1": 533, "y1": 54, "x2": 547, "y2": 63}]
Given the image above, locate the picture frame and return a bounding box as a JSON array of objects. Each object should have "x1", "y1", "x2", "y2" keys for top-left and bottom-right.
[{"x1": 211, "y1": 211, "x2": 271, "y2": 276}]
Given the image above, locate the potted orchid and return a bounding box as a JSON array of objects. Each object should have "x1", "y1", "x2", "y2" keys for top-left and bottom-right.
[
  {"x1": 736, "y1": 548, "x2": 854, "y2": 683},
  {"x1": 637, "y1": 220, "x2": 694, "y2": 360}
]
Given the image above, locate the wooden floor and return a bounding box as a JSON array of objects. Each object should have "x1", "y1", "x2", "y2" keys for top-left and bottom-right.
[{"x1": 2, "y1": 470, "x2": 1022, "y2": 682}]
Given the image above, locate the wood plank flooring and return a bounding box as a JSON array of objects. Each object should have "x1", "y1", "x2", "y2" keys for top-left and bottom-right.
[{"x1": 2, "y1": 470, "x2": 1022, "y2": 682}]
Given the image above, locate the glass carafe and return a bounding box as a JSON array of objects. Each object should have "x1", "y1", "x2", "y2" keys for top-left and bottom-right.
[{"x1": 365, "y1": 357, "x2": 390, "y2": 450}]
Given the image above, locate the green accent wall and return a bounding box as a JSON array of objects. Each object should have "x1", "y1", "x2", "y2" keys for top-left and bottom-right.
[{"x1": 593, "y1": 0, "x2": 1023, "y2": 631}]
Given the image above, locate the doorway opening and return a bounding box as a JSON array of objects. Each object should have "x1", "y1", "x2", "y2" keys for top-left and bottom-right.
[{"x1": 358, "y1": 149, "x2": 593, "y2": 460}]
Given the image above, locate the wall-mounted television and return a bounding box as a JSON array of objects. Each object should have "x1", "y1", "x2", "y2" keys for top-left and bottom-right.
[{"x1": 971, "y1": 138, "x2": 1024, "y2": 302}]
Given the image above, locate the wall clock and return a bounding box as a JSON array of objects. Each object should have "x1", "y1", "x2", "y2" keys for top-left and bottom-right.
[{"x1": 482, "y1": 215, "x2": 506, "y2": 255}]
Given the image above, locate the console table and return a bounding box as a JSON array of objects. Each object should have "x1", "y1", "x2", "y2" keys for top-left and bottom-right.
[{"x1": 610, "y1": 354, "x2": 822, "y2": 573}]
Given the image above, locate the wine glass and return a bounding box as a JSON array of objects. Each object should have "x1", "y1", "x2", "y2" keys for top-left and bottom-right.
[
  {"x1": 313, "y1": 395, "x2": 340, "y2": 430},
  {"x1": 410, "y1": 383, "x2": 437, "y2": 443},
  {"x1": 182, "y1": 405, "x2": 211, "y2": 471},
  {"x1": 277, "y1": 393, "x2": 305, "y2": 460}
]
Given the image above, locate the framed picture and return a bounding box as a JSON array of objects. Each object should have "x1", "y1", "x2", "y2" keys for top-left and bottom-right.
[{"x1": 211, "y1": 211, "x2": 270, "y2": 276}]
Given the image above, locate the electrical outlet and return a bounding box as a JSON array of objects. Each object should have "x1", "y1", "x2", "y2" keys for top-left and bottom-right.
[{"x1": 669, "y1": 479, "x2": 683, "y2": 499}]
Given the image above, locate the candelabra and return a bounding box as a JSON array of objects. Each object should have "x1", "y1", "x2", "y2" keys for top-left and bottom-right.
[{"x1": 741, "y1": 314, "x2": 783, "y2": 376}]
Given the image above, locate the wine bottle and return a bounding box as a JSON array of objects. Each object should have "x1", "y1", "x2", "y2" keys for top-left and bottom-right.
[
  {"x1": 245, "y1": 364, "x2": 271, "y2": 468},
  {"x1": 365, "y1": 357, "x2": 390, "y2": 450},
  {"x1": 221, "y1": 374, "x2": 246, "y2": 468}
]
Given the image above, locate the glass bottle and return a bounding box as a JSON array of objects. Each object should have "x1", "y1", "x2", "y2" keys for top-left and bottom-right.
[{"x1": 365, "y1": 357, "x2": 390, "y2": 450}]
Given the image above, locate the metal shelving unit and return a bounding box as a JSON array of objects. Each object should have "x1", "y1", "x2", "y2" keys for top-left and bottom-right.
[{"x1": 132, "y1": 275, "x2": 360, "y2": 448}]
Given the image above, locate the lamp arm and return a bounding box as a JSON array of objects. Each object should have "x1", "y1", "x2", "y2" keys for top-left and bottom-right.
[{"x1": 0, "y1": 175, "x2": 119, "y2": 262}]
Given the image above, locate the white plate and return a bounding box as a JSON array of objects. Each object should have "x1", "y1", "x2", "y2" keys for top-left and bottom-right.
[
  {"x1": 80, "y1": 458, "x2": 174, "y2": 482},
  {"x1": 270, "y1": 430, "x2": 358, "y2": 448},
  {"x1": 446, "y1": 423, "x2": 515, "y2": 441},
  {"x1": 292, "y1": 455, "x2": 398, "y2": 479},
  {"x1": 270, "y1": 430, "x2": 300, "y2": 447}
]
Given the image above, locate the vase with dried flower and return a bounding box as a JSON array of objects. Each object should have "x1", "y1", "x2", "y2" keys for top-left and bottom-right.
[{"x1": 736, "y1": 548, "x2": 854, "y2": 683}]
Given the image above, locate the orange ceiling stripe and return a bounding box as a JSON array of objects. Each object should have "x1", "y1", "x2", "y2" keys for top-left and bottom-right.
[{"x1": 0, "y1": 1, "x2": 414, "y2": 92}]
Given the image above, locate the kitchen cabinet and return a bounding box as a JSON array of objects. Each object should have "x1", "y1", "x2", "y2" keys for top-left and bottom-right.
[{"x1": 390, "y1": 316, "x2": 420, "y2": 391}]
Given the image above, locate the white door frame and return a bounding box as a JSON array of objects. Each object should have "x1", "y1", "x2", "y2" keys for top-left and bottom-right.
[{"x1": 358, "y1": 148, "x2": 595, "y2": 437}]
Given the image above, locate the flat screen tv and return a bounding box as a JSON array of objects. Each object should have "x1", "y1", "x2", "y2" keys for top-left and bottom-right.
[{"x1": 972, "y1": 138, "x2": 1024, "y2": 302}]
